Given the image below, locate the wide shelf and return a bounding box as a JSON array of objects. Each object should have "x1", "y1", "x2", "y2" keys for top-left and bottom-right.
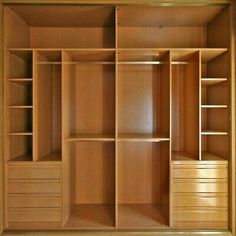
[
  {"x1": 201, "y1": 130, "x2": 228, "y2": 135},
  {"x1": 8, "y1": 153, "x2": 32, "y2": 162},
  {"x1": 117, "y1": 204, "x2": 167, "y2": 228},
  {"x1": 65, "y1": 204, "x2": 114, "y2": 228},
  {"x1": 201, "y1": 152, "x2": 227, "y2": 162},
  {"x1": 201, "y1": 105, "x2": 228, "y2": 108},
  {"x1": 172, "y1": 151, "x2": 198, "y2": 161},
  {"x1": 201, "y1": 78, "x2": 227, "y2": 86},
  {"x1": 117, "y1": 134, "x2": 169, "y2": 142},
  {"x1": 66, "y1": 134, "x2": 115, "y2": 142}
]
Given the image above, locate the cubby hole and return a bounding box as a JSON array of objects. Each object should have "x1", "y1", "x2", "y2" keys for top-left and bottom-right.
[
  {"x1": 118, "y1": 52, "x2": 170, "y2": 140},
  {"x1": 65, "y1": 141, "x2": 115, "y2": 228},
  {"x1": 63, "y1": 51, "x2": 115, "y2": 141},
  {"x1": 202, "y1": 136, "x2": 229, "y2": 161},
  {"x1": 9, "y1": 82, "x2": 32, "y2": 106},
  {"x1": 35, "y1": 51, "x2": 61, "y2": 161},
  {"x1": 117, "y1": 141, "x2": 169, "y2": 228},
  {"x1": 171, "y1": 51, "x2": 200, "y2": 161},
  {"x1": 117, "y1": 6, "x2": 228, "y2": 48},
  {"x1": 7, "y1": 51, "x2": 32, "y2": 78},
  {"x1": 8, "y1": 136, "x2": 32, "y2": 161},
  {"x1": 9, "y1": 109, "x2": 32, "y2": 133},
  {"x1": 5, "y1": 6, "x2": 115, "y2": 48}
]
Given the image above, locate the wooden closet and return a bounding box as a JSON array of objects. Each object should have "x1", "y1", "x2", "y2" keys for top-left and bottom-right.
[{"x1": 1, "y1": 1, "x2": 235, "y2": 235}]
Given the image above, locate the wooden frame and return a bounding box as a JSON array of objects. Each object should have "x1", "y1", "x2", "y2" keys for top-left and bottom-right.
[{"x1": 0, "y1": 1, "x2": 235, "y2": 235}]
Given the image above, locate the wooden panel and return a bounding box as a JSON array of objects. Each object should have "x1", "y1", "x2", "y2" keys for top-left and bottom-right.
[
  {"x1": 74, "y1": 142, "x2": 115, "y2": 204},
  {"x1": 65, "y1": 64, "x2": 115, "y2": 136},
  {"x1": 31, "y1": 27, "x2": 115, "y2": 48},
  {"x1": 8, "y1": 179, "x2": 61, "y2": 193},
  {"x1": 8, "y1": 208, "x2": 61, "y2": 222},
  {"x1": 118, "y1": 27, "x2": 206, "y2": 48},
  {"x1": 172, "y1": 220, "x2": 228, "y2": 229},
  {"x1": 118, "y1": 142, "x2": 165, "y2": 204},
  {"x1": 173, "y1": 179, "x2": 228, "y2": 193},
  {"x1": 173, "y1": 168, "x2": 227, "y2": 179},
  {"x1": 4, "y1": 7, "x2": 30, "y2": 48},
  {"x1": 173, "y1": 208, "x2": 228, "y2": 222},
  {"x1": 8, "y1": 165, "x2": 60, "y2": 179},
  {"x1": 8, "y1": 222, "x2": 60, "y2": 229},
  {"x1": 8, "y1": 194, "x2": 61, "y2": 207},
  {"x1": 171, "y1": 52, "x2": 200, "y2": 159}
]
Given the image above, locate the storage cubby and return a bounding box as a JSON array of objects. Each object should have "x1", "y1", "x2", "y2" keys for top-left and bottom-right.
[
  {"x1": 8, "y1": 136, "x2": 32, "y2": 162},
  {"x1": 117, "y1": 6, "x2": 227, "y2": 48},
  {"x1": 117, "y1": 141, "x2": 169, "y2": 228},
  {"x1": 35, "y1": 51, "x2": 62, "y2": 161},
  {"x1": 65, "y1": 141, "x2": 115, "y2": 228},
  {"x1": 117, "y1": 51, "x2": 170, "y2": 140},
  {"x1": 7, "y1": 50, "x2": 32, "y2": 78},
  {"x1": 63, "y1": 50, "x2": 115, "y2": 141},
  {"x1": 171, "y1": 51, "x2": 200, "y2": 161}
]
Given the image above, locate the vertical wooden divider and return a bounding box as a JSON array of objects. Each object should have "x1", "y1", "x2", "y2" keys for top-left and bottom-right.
[
  {"x1": 115, "y1": 6, "x2": 118, "y2": 228},
  {"x1": 169, "y1": 50, "x2": 172, "y2": 227},
  {"x1": 32, "y1": 50, "x2": 37, "y2": 162},
  {"x1": 199, "y1": 50, "x2": 202, "y2": 161}
]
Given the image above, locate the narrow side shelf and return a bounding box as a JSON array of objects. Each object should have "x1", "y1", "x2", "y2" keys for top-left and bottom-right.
[
  {"x1": 172, "y1": 151, "x2": 198, "y2": 161},
  {"x1": 201, "y1": 130, "x2": 228, "y2": 135},
  {"x1": 201, "y1": 152, "x2": 227, "y2": 162},
  {"x1": 201, "y1": 78, "x2": 227, "y2": 86},
  {"x1": 7, "y1": 153, "x2": 32, "y2": 162},
  {"x1": 38, "y1": 152, "x2": 61, "y2": 162}
]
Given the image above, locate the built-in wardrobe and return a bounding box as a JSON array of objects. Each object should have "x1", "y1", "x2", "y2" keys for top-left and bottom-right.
[{"x1": 2, "y1": 2, "x2": 235, "y2": 235}]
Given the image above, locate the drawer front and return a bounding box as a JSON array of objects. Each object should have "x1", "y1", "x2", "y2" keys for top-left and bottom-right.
[
  {"x1": 8, "y1": 194, "x2": 61, "y2": 208},
  {"x1": 8, "y1": 165, "x2": 61, "y2": 179},
  {"x1": 8, "y1": 208, "x2": 61, "y2": 222},
  {"x1": 173, "y1": 179, "x2": 227, "y2": 193},
  {"x1": 173, "y1": 193, "x2": 228, "y2": 207},
  {"x1": 173, "y1": 167, "x2": 227, "y2": 179},
  {"x1": 8, "y1": 180, "x2": 61, "y2": 193},
  {"x1": 173, "y1": 208, "x2": 228, "y2": 222}
]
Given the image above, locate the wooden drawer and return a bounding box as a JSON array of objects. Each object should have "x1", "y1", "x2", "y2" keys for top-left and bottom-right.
[
  {"x1": 8, "y1": 165, "x2": 61, "y2": 179},
  {"x1": 173, "y1": 193, "x2": 228, "y2": 207},
  {"x1": 8, "y1": 208, "x2": 61, "y2": 222},
  {"x1": 173, "y1": 207, "x2": 228, "y2": 222},
  {"x1": 8, "y1": 194, "x2": 61, "y2": 208},
  {"x1": 173, "y1": 166, "x2": 227, "y2": 179},
  {"x1": 173, "y1": 179, "x2": 228, "y2": 193},
  {"x1": 8, "y1": 179, "x2": 61, "y2": 193}
]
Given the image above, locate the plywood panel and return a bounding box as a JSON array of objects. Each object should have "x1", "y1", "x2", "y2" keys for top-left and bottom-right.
[
  {"x1": 75, "y1": 142, "x2": 115, "y2": 204},
  {"x1": 118, "y1": 142, "x2": 161, "y2": 204}
]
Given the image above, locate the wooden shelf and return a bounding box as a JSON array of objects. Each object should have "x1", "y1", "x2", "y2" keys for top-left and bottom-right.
[
  {"x1": 65, "y1": 204, "x2": 114, "y2": 228},
  {"x1": 66, "y1": 134, "x2": 115, "y2": 142},
  {"x1": 172, "y1": 151, "x2": 198, "y2": 161},
  {"x1": 9, "y1": 132, "x2": 33, "y2": 136},
  {"x1": 117, "y1": 204, "x2": 167, "y2": 228},
  {"x1": 38, "y1": 152, "x2": 61, "y2": 162},
  {"x1": 118, "y1": 134, "x2": 169, "y2": 142},
  {"x1": 201, "y1": 48, "x2": 227, "y2": 63},
  {"x1": 201, "y1": 130, "x2": 228, "y2": 135},
  {"x1": 201, "y1": 105, "x2": 228, "y2": 108},
  {"x1": 201, "y1": 78, "x2": 227, "y2": 86},
  {"x1": 8, "y1": 153, "x2": 32, "y2": 162},
  {"x1": 8, "y1": 105, "x2": 33, "y2": 109},
  {"x1": 201, "y1": 152, "x2": 227, "y2": 162}
]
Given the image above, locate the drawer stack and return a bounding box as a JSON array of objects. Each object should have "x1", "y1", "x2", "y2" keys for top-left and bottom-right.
[
  {"x1": 7, "y1": 164, "x2": 62, "y2": 229},
  {"x1": 172, "y1": 161, "x2": 228, "y2": 229}
]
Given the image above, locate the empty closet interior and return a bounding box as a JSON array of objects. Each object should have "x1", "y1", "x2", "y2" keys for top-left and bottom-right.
[{"x1": 3, "y1": 3, "x2": 232, "y2": 231}]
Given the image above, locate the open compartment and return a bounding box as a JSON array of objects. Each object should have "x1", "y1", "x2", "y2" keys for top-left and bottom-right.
[
  {"x1": 63, "y1": 50, "x2": 115, "y2": 141},
  {"x1": 8, "y1": 136, "x2": 32, "y2": 162},
  {"x1": 202, "y1": 135, "x2": 229, "y2": 161},
  {"x1": 9, "y1": 109, "x2": 32, "y2": 134},
  {"x1": 35, "y1": 51, "x2": 62, "y2": 161},
  {"x1": 117, "y1": 50, "x2": 170, "y2": 141},
  {"x1": 171, "y1": 50, "x2": 200, "y2": 161},
  {"x1": 4, "y1": 6, "x2": 115, "y2": 48},
  {"x1": 117, "y1": 6, "x2": 228, "y2": 48},
  {"x1": 7, "y1": 50, "x2": 32, "y2": 78},
  {"x1": 117, "y1": 141, "x2": 169, "y2": 228},
  {"x1": 65, "y1": 141, "x2": 115, "y2": 228}
]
